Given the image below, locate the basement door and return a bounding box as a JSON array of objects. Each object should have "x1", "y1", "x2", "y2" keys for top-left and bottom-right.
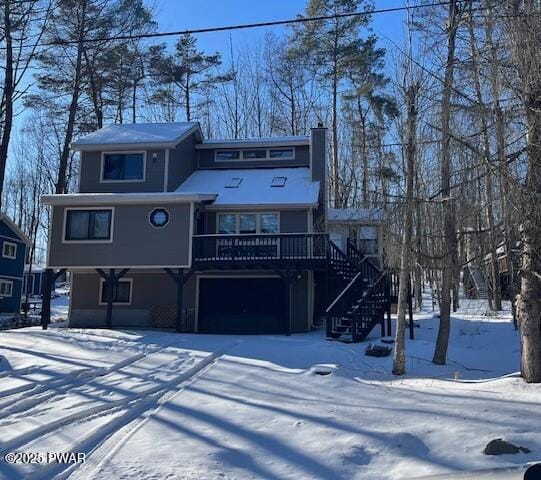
[{"x1": 198, "y1": 278, "x2": 287, "y2": 334}]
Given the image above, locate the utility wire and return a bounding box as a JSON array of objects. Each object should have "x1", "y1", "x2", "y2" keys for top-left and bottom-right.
[{"x1": 7, "y1": 0, "x2": 472, "y2": 50}]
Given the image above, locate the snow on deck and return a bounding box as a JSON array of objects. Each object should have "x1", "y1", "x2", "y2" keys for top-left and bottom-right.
[
  {"x1": 176, "y1": 167, "x2": 320, "y2": 207},
  {"x1": 0, "y1": 297, "x2": 539, "y2": 479}
]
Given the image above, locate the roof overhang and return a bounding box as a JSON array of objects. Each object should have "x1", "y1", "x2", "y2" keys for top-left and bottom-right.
[
  {"x1": 0, "y1": 213, "x2": 31, "y2": 245},
  {"x1": 204, "y1": 203, "x2": 318, "y2": 210},
  {"x1": 71, "y1": 123, "x2": 203, "y2": 152},
  {"x1": 196, "y1": 138, "x2": 309, "y2": 149},
  {"x1": 41, "y1": 192, "x2": 217, "y2": 206}
]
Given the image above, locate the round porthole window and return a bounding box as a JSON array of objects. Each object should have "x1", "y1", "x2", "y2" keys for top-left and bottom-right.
[{"x1": 149, "y1": 208, "x2": 169, "y2": 228}]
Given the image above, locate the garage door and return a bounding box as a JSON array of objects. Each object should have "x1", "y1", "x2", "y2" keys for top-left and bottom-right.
[{"x1": 198, "y1": 278, "x2": 286, "y2": 334}]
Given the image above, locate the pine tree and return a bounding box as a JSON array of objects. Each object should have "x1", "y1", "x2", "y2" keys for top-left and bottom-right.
[
  {"x1": 291, "y1": 0, "x2": 375, "y2": 208},
  {"x1": 148, "y1": 33, "x2": 230, "y2": 122}
]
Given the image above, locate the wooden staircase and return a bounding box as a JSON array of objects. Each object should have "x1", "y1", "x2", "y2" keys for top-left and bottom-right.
[{"x1": 325, "y1": 240, "x2": 391, "y2": 343}]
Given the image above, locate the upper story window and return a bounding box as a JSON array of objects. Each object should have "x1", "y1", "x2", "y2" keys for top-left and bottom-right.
[
  {"x1": 65, "y1": 209, "x2": 113, "y2": 242},
  {"x1": 269, "y1": 148, "x2": 294, "y2": 159},
  {"x1": 358, "y1": 226, "x2": 378, "y2": 255},
  {"x1": 2, "y1": 241, "x2": 17, "y2": 259},
  {"x1": 215, "y1": 148, "x2": 295, "y2": 162},
  {"x1": 216, "y1": 150, "x2": 240, "y2": 161},
  {"x1": 102, "y1": 152, "x2": 145, "y2": 182}
]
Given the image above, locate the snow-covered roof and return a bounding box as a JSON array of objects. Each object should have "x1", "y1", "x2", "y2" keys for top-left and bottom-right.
[
  {"x1": 71, "y1": 122, "x2": 202, "y2": 151},
  {"x1": 327, "y1": 207, "x2": 384, "y2": 223},
  {"x1": 176, "y1": 167, "x2": 320, "y2": 208},
  {"x1": 196, "y1": 136, "x2": 309, "y2": 149}
]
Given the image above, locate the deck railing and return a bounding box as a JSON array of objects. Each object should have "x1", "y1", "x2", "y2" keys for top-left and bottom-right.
[{"x1": 192, "y1": 233, "x2": 329, "y2": 264}]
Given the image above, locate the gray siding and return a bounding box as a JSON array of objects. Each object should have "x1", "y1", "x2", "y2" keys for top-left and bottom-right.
[
  {"x1": 48, "y1": 203, "x2": 192, "y2": 268},
  {"x1": 197, "y1": 145, "x2": 310, "y2": 169},
  {"x1": 167, "y1": 133, "x2": 198, "y2": 191},
  {"x1": 280, "y1": 210, "x2": 309, "y2": 233},
  {"x1": 79, "y1": 149, "x2": 166, "y2": 193},
  {"x1": 69, "y1": 269, "x2": 310, "y2": 332}
]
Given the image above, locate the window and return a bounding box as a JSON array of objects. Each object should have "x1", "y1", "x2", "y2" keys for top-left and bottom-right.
[
  {"x1": 271, "y1": 176, "x2": 287, "y2": 187},
  {"x1": 260, "y1": 214, "x2": 279, "y2": 233},
  {"x1": 149, "y1": 208, "x2": 170, "y2": 228},
  {"x1": 102, "y1": 153, "x2": 145, "y2": 181},
  {"x1": 269, "y1": 148, "x2": 294, "y2": 159},
  {"x1": 0, "y1": 280, "x2": 13, "y2": 297},
  {"x1": 100, "y1": 279, "x2": 132, "y2": 304},
  {"x1": 239, "y1": 214, "x2": 257, "y2": 234},
  {"x1": 243, "y1": 150, "x2": 266, "y2": 159},
  {"x1": 215, "y1": 148, "x2": 296, "y2": 162},
  {"x1": 218, "y1": 214, "x2": 236, "y2": 234},
  {"x1": 216, "y1": 150, "x2": 240, "y2": 161},
  {"x1": 65, "y1": 209, "x2": 112, "y2": 241},
  {"x1": 358, "y1": 226, "x2": 378, "y2": 255},
  {"x1": 217, "y1": 213, "x2": 279, "y2": 234},
  {"x1": 224, "y1": 177, "x2": 242, "y2": 189},
  {"x1": 2, "y1": 241, "x2": 17, "y2": 259}
]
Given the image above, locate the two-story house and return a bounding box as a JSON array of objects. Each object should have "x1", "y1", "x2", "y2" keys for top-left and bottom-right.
[
  {"x1": 0, "y1": 214, "x2": 30, "y2": 315},
  {"x1": 42, "y1": 122, "x2": 391, "y2": 342}
]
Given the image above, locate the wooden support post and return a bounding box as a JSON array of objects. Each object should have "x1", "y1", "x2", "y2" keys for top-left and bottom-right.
[
  {"x1": 40, "y1": 268, "x2": 66, "y2": 330},
  {"x1": 105, "y1": 269, "x2": 115, "y2": 328},
  {"x1": 175, "y1": 269, "x2": 184, "y2": 332},
  {"x1": 41, "y1": 269, "x2": 53, "y2": 330},
  {"x1": 96, "y1": 268, "x2": 129, "y2": 329},
  {"x1": 165, "y1": 268, "x2": 194, "y2": 333}
]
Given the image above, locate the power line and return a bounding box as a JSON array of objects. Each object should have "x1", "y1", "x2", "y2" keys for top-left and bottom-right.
[{"x1": 9, "y1": 0, "x2": 471, "y2": 50}]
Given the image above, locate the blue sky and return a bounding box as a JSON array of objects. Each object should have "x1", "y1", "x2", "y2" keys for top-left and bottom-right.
[{"x1": 150, "y1": 0, "x2": 407, "y2": 65}]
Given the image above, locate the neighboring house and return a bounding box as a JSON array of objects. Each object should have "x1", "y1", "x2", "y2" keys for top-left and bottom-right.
[
  {"x1": 42, "y1": 122, "x2": 392, "y2": 342},
  {"x1": 23, "y1": 265, "x2": 47, "y2": 297},
  {"x1": 0, "y1": 214, "x2": 30, "y2": 315},
  {"x1": 327, "y1": 207, "x2": 384, "y2": 257}
]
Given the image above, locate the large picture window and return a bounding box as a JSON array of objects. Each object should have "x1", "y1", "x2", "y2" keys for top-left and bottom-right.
[
  {"x1": 102, "y1": 153, "x2": 145, "y2": 181},
  {"x1": 217, "y1": 212, "x2": 279, "y2": 234},
  {"x1": 100, "y1": 279, "x2": 132, "y2": 304},
  {"x1": 65, "y1": 209, "x2": 113, "y2": 241}
]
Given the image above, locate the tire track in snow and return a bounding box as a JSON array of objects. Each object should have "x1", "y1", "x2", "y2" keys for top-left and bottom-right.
[
  {"x1": 0, "y1": 336, "x2": 190, "y2": 416},
  {"x1": 28, "y1": 341, "x2": 240, "y2": 480},
  {"x1": 0, "y1": 352, "x2": 146, "y2": 415}
]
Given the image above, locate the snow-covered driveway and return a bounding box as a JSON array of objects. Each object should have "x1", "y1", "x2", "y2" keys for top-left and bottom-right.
[{"x1": 0, "y1": 303, "x2": 540, "y2": 479}]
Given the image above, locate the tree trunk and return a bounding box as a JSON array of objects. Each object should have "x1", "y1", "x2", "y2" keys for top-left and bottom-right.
[
  {"x1": 505, "y1": 0, "x2": 541, "y2": 383},
  {"x1": 55, "y1": 0, "x2": 86, "y2": 194},
  {"x1": 393, "y1": 84, "x2": 418, "y2": 376},
  {"x1": 433, "y1": 0, "x2": 460, "y2": 365},
  {"x1": 0, "y1": 0, "x2": 14, "y2": 211},
  {"x1": 468, "y1": 9, "x2": 502, "y2": 311}
]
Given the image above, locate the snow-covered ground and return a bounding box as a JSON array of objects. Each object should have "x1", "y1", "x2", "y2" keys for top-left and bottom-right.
[{"x1": 0, "y1": 296, "x2": 539, "y2": 479}]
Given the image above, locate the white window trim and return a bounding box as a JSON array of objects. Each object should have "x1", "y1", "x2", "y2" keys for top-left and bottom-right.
[
  {"x1": 100, "y1": 151, "x2": 147, "y2": 183},
  {"x1": 0, "y1": 279, "x2": 13, "y2": 297},
  {"x1": 215, "y1": 148, "x2": 295, "y2": 162},
  {"x1": 62, "y1": 207, "x2": 115, "y2": 244},
  {"x1": 217, "y1": 211, "x2": 280, "y2": 235},
  {"x1": 98, "y1": 278, "x2": 133, "y2": 306},
  {"x1": 2, "y1": 241, "x2": 17, "y2": 259}
]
